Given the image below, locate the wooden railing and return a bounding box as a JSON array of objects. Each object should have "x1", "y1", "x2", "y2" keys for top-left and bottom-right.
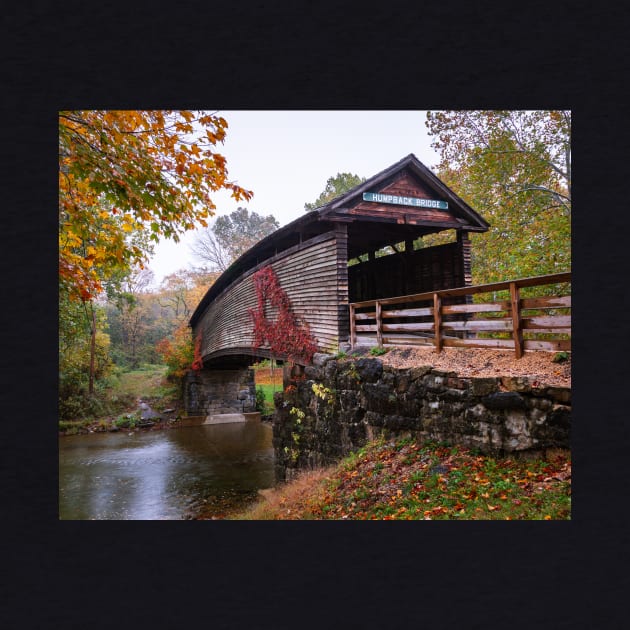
[{"x1": 349, "y1": 272, "x2": 571, "y2": 358}]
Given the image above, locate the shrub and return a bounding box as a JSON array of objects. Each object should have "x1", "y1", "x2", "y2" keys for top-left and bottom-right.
[
  {"x1": 156, "y1": 324, "x2": 194, "y2": 380},
  {"x1": 115, "y1": 412, "x2": 139, "y2": 429},
  {"x1": 552, "y1": 351, "x2": 569, "y2": 363},
  {"x1": 255, "y1": 387, "x2": 266, "y2": 413},
  {"x1": 369, "y1": 346, "x2": 389, "y2": 356}
]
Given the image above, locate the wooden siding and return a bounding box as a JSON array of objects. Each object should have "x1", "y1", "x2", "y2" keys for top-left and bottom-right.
[{"x1": 194, "y1": 233, "x2": 343, "y2": 361}]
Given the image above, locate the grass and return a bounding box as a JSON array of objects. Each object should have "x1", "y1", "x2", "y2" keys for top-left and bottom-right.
[
  {"x1": 253, "y1": 365, "x2": 282, "y2": 414},
  {"x1": 369, "y1": 346, "x2": 389, "y2": 356},
  {"x1": 256, "y1": 383, "x2": 283, "y2": 415},
  {"x1": 228, "y1": 437, "x2": 571, "y2": 520},
  {"x1": 108, "y1": 364, "x2": 168, "y2": 401}
]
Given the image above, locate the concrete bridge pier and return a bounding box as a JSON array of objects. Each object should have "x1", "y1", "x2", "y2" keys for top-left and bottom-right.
[{"x1": 184, "y1": 367, "x2": 259, "y2": 424}]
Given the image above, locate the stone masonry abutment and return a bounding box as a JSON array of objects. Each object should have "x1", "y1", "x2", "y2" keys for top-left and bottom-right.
[{"x1": 184, "y1": 368, "x2": 256, "y2": 417}]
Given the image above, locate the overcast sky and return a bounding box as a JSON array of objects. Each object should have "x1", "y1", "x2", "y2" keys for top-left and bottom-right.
[{"x1": 149, "y1": 110, "x2": 441, "y2": 285}]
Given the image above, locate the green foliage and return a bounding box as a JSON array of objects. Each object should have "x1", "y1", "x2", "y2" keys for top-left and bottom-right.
[
  {"x1": 425, "y1": 110, "x2": 571, "y2": 285},
  {"x1": 59, "y1": 294, "x2": 114, "y2": 420},
  {"x1": 552, "y1": 351, "x2": 570, "y2": 363},
  {"x1": 114, "y1": 412, "x2": 140, "y2": 429},
  {"x1": 304, "y1": 172, "x2": 366, "y2": 211},
  {"x1": 58, "y1": 419, "x2": 94, "y2": 435},
  {"x1": 255, "y1": 384, "x2": 282, "y2": 415},
  {"x1": 369, "y1": 346, "x2": 389, "y2": 356},
  {"x1": 255, "y1": 387, "x2": 267, "y2": 413},
  {"x1": 290, "y1": 406, "x2": 306, "y2": 422},
  {"x1": 311, "y1": 383, "x2": 334, "y2": 404}
]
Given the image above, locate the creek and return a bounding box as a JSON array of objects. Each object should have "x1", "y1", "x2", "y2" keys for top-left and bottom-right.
[{"x1": 58, "y1": 421, "x2": 274, "y2": 520}]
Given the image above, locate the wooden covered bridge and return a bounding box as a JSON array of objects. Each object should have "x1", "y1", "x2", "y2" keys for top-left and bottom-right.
[{"x1": 185, "y1": 153, "x2": 571, "y2": 419}]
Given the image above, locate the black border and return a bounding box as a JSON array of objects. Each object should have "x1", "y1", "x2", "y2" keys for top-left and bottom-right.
[{"x1": 3, "y1": 2, "x2": 628, "y2": 628}]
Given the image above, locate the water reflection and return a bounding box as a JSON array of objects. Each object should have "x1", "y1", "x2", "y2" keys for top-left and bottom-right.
[{"x1": 59, "y1": 422, "x2": 275, "y2": 520}]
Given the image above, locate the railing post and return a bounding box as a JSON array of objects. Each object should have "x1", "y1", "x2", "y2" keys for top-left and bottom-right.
[
  {"x1": 376, "y1": 301, "x2": 382, "y2": 347},
  {"x1": 433, "y1": 293, "x2": 442, "y2": 353},
  {"x1": 510, "y1": 282, "x2": 524, "y2": 358},
  {"x1": 349, "y1": 304, "x2": 356, "y2": 349}
]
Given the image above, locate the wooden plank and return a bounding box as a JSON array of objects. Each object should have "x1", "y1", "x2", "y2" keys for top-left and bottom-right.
[
  {"x1": 441, "y1": 319, "x2": 513, "y2": 332},
  {"x1": 523, "y1": 339, "x2": 571, "y2": 352},
  {"x1": 382, "y1": 307, "x2": 433, "y2": 318},
  {"x1": 382, "y1": 322, "x2": 434, "y2": 332},
  {"x1": 433, "y1": 293, "x2": 442, "y2": 353},
  {"x1": 382, "y1": 336, "x2": 435, "y2": 346},
  {"x1": 354, "y1": 312, "x2": 376, "y2": 320},
  {"x1": 442, "y1": 302, "x2": 509, "y2": 314},
  {"x1": 510, "y1": 282, "x2": 524, "y2": 359},
  {"x1": 443, "y1": 337, "x2": 515, "y2": 350},
  {"x1": 522, "y1": 315, "x2": 571, "y2": 329},
  {"x1": 356, "y1": 324, "x2": 378, "y2": 332},
  {"x1": 354, "y1": 334, "x2": 377, "y2": 345},
  {"x1": 376, "y1": 301, "x2": 383, "y2": 347},
  {"x1": 349, "y1": 304, "x2": 356, "y2": 348},
  {"x1": 521, "y1": 295, "x2": 571, "y2": 309}
]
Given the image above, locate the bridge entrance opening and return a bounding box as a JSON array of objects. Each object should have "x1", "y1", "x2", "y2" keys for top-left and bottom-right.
[{"x1": 346, "y1": 225, "x2": 469, "y2": 304}]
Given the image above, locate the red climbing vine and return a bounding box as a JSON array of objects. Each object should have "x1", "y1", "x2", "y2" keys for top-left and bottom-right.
[
  {"x1": 249, "y1": 266, "x2": 318, "y2": 364},
  {"x1": 191, "y1": 331, "x2": 204, "y2": 372}
]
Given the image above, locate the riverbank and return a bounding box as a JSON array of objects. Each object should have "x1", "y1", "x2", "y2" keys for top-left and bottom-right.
[
  {"x1": 59, "y1": 363, "x2": 278, "y2": 436},
  {"x1": 220, "y1": 436, "x2": 571, "y2": 520}
]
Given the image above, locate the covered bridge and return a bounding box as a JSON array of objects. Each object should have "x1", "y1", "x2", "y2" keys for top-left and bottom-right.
[{"x1": 188, "y1": 153, "x2": 489, "y2": 372}]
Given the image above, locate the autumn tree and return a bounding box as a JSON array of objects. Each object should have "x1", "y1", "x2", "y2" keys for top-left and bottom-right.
[
  {"x1": 59, "y1": 110, "x2": 252, "y2": 301},
  {"x1": 190, "y1": 207, "x2": 279, "y2": 272},
  {"x1": 425, "y1": 110, "x2": 571, "y2": 284},
  {"x1": 154, "y1": 268, "x2": 218, "y2": 379},
  {"x1": 157, "y1": 267, "x2": 219, "y2": 322},
  {"x1": 303, "y1": 172, "x2": 366, "y2": 211},
  {"x1": 59, "y1": 110, "x2": 251, "y2": 402}
]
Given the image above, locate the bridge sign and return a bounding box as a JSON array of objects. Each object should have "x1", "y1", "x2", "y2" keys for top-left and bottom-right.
[{"x1": 363, "y1": 192, "x2": 448, "y2": 210}]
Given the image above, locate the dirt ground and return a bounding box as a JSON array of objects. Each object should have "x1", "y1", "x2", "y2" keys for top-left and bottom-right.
[{"x1": 377, "y1": 346, "x2": 571, "y2": 388}]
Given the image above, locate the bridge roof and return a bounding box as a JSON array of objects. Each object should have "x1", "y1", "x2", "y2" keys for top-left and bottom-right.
[{"x1": 189, "y1": 153, "x2": 489, "y2": 328}]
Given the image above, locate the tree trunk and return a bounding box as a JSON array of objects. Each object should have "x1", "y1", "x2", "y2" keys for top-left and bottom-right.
[{"x1": 89, "y1": 304, "x2": 96, "y2": 395}]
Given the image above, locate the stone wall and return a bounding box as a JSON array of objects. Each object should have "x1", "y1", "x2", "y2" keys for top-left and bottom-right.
[
  {"x1": 184, "y1": 368, "x2": 256, "y2": 417},
  {"x1": 272, "y1": 354, "x2": 570, "y2": 481}
]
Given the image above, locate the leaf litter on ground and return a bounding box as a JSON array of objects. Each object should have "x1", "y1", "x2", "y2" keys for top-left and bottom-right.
[{"x1": 228, "y1": 437, "x2": 570, "y2": 521}]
